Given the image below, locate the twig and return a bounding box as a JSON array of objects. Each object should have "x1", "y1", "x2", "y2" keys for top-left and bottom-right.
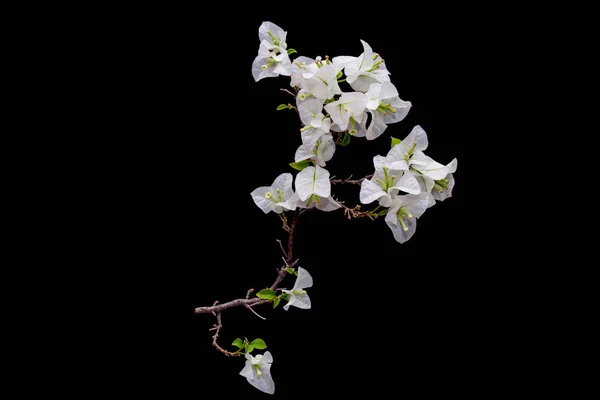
[
  {"x1": 245, "y1": 289, "x2": 254, "y2": 300},
  {"x1": 211, "y1": 311, "x2": 240, "y2": 357},
  {"x1": 245, "y1": 304, "x2": 267, "y2": 320},
  {"x1": 336, "y1": 199, "x2": 375, "y2": 220},
  {"x1": 331, "y1": 174, "x2": 373, "y2": 185},
  {"x1": 280, "y1": 88, "x2": 296, "y2": 97},
  {"x1": 276, "y1": 239, "x2": 287, "y2": 257}
]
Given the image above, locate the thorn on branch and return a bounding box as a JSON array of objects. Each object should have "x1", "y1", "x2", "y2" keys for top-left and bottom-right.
[
  {"x1": 245, "y1": 304, "x2": 267, "y2": 320},
  {"x1": 246, "y1": 289, "x2": 254, "y2": 300}
]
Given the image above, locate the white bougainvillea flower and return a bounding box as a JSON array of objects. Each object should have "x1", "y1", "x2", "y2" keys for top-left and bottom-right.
[
  {"x1": 301, "y1": 62, "x2": 341, "y2": 100},
  {"x1": 251, "y1": 173, "x2": 299, "y2": 214},
  {"x1": 298, "y1": 98, "x2": 331, "y2": 144},
  {"x1": 385, "y1": 193, "x2": 430, "y2": 243},
  {"x1": 359, "y1": 164, "x2": 423, "y2": 205},
  {"x1": 295, "y1": 134, "x2": 335, "y2": 167},
  {"x1": 290, "y1": 56, "x2": 314, "y2": 89},
  {"x1": 282, "y1": 267, "x2": 313, "y2": 311},
  {"x1": 258, "y1": 21, "x2": 288, "y2": 50},
  {"x1": 252, "y1": 40, "x2": 292, "y2": 82},
  {"x1": 344, "y1": 40, "x2": 391, "y2": 92},
  {"x1": 419, "y1": 159, "x2": 458, "y2": 207},
  {"x1": 324, "y1": 92, "x2": 368, "y2": 133},
  {"x1": 240, "y1": 351, "x2": 275, "y2": 394},
  {"x1": 294, "y1": 166, "x2": 340, "y2": 211},
  {"x1": 295, "y1": 165, "x2": 331, "y2": 201},
  {"x1": 364, "y1": 82, "x2": 412, "y2": 140}
]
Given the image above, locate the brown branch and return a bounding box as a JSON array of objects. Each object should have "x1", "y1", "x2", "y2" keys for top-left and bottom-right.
[
  {"x1": 195, "y1": 209, "x2": 303, "y2": 315},
  {"x1": 331, "y1": 174, "x2": 373, "y2": 185},
  {"x1": 210, "y1": 308, "x2": 240, "y2": 357},
  {"x1": 336, "y1": 199, "x2": 376, "y2": 220}
]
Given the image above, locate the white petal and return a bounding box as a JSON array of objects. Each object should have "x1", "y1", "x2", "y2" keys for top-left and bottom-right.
[
  {"x1": 278, "y1": 193, "x2": 299, "y2": 211},
  {"x1": 401, "y1": 193, "x2": 430, "y2": 218},
  {"x1": 373, "y1": 155, "x2": 386, "y2": 171},
  {"x1": 316, "y1": 196, "x2": 341, "y2": 211},
  {"x1": 272, "y1": 173, "x2": 292, "y2": 197},
  {"x1": 366, "y1": 111, "x2": 388, "y2": 140},
  {"x1": 295, "y1": 167, "x2": 316, "y2": 201},
  {"x1": 332, "y1": 55, "x2": 357, "y2": 73},
  {"x1": 299, "y1": 98, "x2": 324, "y2": 126},
  {"x1": 283, "y1": 293, "x2": 296, "y2": 311},
  {"x1": 300, "y1": 127, "x2": 326, "y2": 145},
  {"x1": 411, "y1": 125, "x2": 429, "y2": 151},
  {"x1": 394, "y1": 172, "x2": 421, "y2": 194},
  {"x1": 294, "y1": 266, "x2": 313, "y2": 289},
  {"x1": 252, "y1": 56, "x2": 272, "y2": 82},
  {"x1": 388, "y1": 160, "x2": 409, "y2": 171},
  {"x1": 432, "y1": 174, "x2": 455, "y2": 202},
  {"x1": 251, "y1": 186, "x2": 276, "y2": 214},
  {"x1": 387, "y1": 216, "x2": 417, "y2": 244},
  {"x1": 291, "y1": 293, "x2": 311, "y2": 309},
  {"x1": 447, "y1": 158, "x2": 458, "y2": 174},
  {"x1": 381, "y1": 81, "x2": 399, "y2": 99},
  {"x1": 313, "y1": 165, "x2": 331, "y2": 198},
  {"x1": 294, "y1": 143, "x2": 316, "y2": 163},
  {"x1": 258, "y1": 21, "x2": 286, "y2": 47},
  {"x1": 382, "y1": 98, "x2": 412, "y2": 124},
  {"x1": 240, "y1": 360, "x2": 254, "y2": 380},
  {"x1": 365, "y1": 83, "x2": 382, "y2": 110},
  {"x1": 324, "y1": 101, "x2": 345, "y2": 130},
  {"x1": 360, "y1": 179, "x2": 387, "y2": 204},
  {"x1": 261, "y1": 351, "x2": 273, "y2": 364},
  {"x1": 317, "y1": 135, "x2": 335, "y2": 165}
]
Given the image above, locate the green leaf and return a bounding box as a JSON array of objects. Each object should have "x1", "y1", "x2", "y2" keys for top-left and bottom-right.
[
  {"x1": 232, "y1": 338, "x2": 243, "y2": 348},
  {"x1": 247, "y1": 344, "x2": 254, "y2": 353},
  {"x1": 391, "y1": 136, "x2": 401, "y2": 148},
  {"x1": 289, "y1": 160, "x2": 311, "y2": 171},
  {"x1": 273, "y1": 297, "x2": 280, "y2": 308},
  {"x1": 250, "y1": 338, "x2": 267, "y2": 350},
  {"x1": 256, "y1": 289, "x2": 277, "y2": 300},
  {"x1": 276, "y1": 104, "x2": 289, "y2": 111},
  {"x1": 287, "y1": 48, "x2": 297, "y2": 55},
  {"x1": 336, "y1": 71, "x2": 343, "y2": 79},
  {"x1": 340, "y1": 132, "x2": 351, "y2": 146},
  {"x1": 285, "y1": 267, "x2": 295, "y2": 274},
  {"x1": 294, "y1": 271, "x2": 299, "y2": 276},
  {"x1": 281, "y1": 293, "x2": 290, "y2": 301}
]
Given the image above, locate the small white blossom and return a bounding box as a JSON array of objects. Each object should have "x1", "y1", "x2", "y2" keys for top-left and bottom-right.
[
  {"x1": 294, "y1": 166, "x2": 340, "y2": 211},
  {"x1": 290, "y1": 56, "x2": 314, "y2": 88},
  {"x1": 258, "y1": 21, "x2": 288, "y2": 50},
  {"x1": 251, "y1": 173, "x2": 299, "y2": 214},
  {"x1": 324, "y1": 92, "x2": 368, "y2": 133},
  {"x1": 239, "y1": 351, "x2": 275, "y2": 394},
  {"x1": 364, "y1": 82, "x2": 412, "y2": 140},
  {"x1": 282, "y1": 267, "x2": 313, "y2": 310},
  {"x1": 298, "y1": 98, "x2": 331, "y2": 144},
  {"x1": 302, "y1": 62, "x2": 341, "y2": 100},
  {"x1": 385, "y1": 193, "x2": 430, "y2": 243},
  {"x1": 295, "y1": 135, "x2": 335, "y2": 167},
  {"x1": 343, "y1": 40, "x2": 391, "y2": 92},
  {"x1": 252, "y1": 40, "x2": 292, "y2": 82}
]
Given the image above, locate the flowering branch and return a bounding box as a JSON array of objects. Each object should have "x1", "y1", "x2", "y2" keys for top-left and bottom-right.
[{"x1": 197, "y1": 20, "x2": 458, "y2": 394}]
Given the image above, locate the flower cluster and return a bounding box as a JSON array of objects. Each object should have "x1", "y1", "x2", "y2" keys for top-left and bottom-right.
[{"x1": 359, "y1": 125, "x2": 457, "y2": 243}]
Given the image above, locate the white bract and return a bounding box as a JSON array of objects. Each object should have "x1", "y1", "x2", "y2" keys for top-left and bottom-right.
[
  {"x1": 295, "y1": 134, "x2": 335, "y2": 167},
  {"x1": 252, "y1": 22, "x2": 292, "y2": 82},
  {"x1": 259, "y1": 21, "x2": 288, "y2": 50},
  {"x1": 295, "y1": 166, "x2": 340, "y2": 211},
  {"x1": 365, "y1": 82, "x2": 412, "y2": 140},
  {"x1": 240, "y1": 351, "x2": 275, "y2": 394},
  {"x1": 301, "y1": 61, "x2": 341, "y2": 100},
  {"x1": 298, "y1": 98, "x2": 331, "y2": 144},
  {"x1": 290, "y1": 56, "x2": 314, "y2": 88},
  {"x1": 282, "y1": 267, "x2": 313, "y2": 311},
  {"x1": 324, "y1": 92, "x2": 368, "y2": 133},
  {"x1": 251, "y1": 173, "x2": 299, "y2": 214},
  {"x1": 341, "y1": 40, "x2": 391, "y2": 92},
  {"x1": 385, "y1": 193, "x2": 430, "y2": 243},
  {"x1": 420, "y1": 158, "x2": 458, "y2": 208}
]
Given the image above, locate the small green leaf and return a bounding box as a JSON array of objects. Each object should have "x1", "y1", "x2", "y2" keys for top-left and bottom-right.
[
  {"x1": 336, "y1": 71, "x2": 343, "y2": 79},
  {"x1": 232, "y1": 338, "x2": 243, "y2": 348},
  {"x1": 340, "y1": 132, "x2": 351, "y2": 146},
  {"x1": 250, "y1": 338, "x2": 267, "y2": 350},
  {"x1": 256, "y1": 289, "x2": 277, "y2": 299},
  {"x1": 294, "y1": 271, "x2": 299, "y2": 276},
  {"x1": 287, "y1": 48, "x2": 297, "y2": 55},
  {"x1": 281, "y1": 293, "x2": 290, "y2": 301},
  {"x1": 285, "y1": 267, "x2": 295, "y2": 274},
  {"x1": 247, "y1": 344, "x2": 254, "y2": 353},
  {"x1": 378, "y1": 209, "x2": 388, "y2": 216},
  {"x1": 273, "y1": 297, "x2": 280, "y2": 308},
  {"x1": 276, "y1": 104, "x2": 289, "y2": 111},
  {"x1": 289, "y1": 160, "x2": 311, "y2": 171},
  {"x1": 391, "y1": 136, "x2": 401, "y2": 148}
]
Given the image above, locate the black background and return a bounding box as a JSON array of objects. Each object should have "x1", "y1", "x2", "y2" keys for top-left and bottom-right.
[{"x1": 106, "y1": 9, "x2": 484, "y2": 398}]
